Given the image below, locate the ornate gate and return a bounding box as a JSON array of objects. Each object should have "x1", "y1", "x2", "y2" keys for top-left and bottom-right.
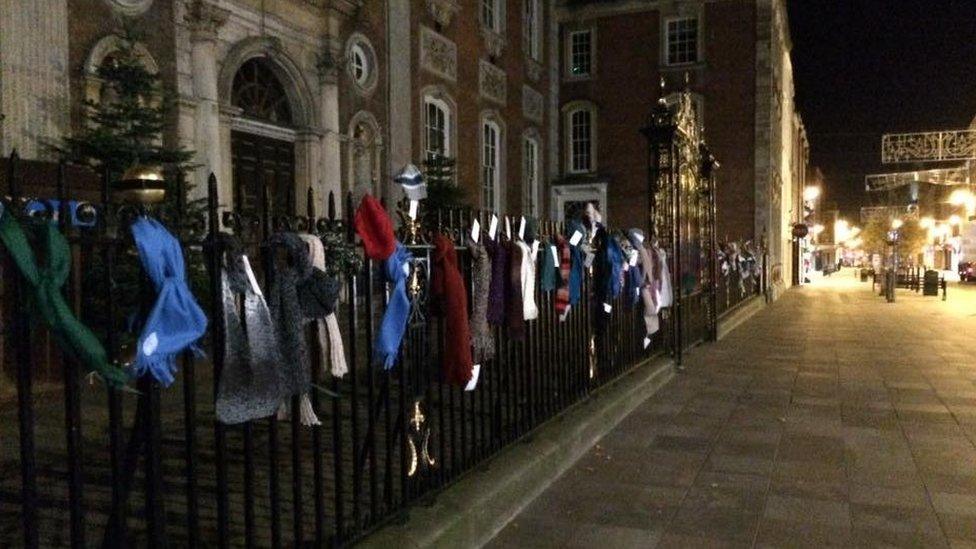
[{"x1": 642, "y1": 88, "x2": 719, "y2": 365}]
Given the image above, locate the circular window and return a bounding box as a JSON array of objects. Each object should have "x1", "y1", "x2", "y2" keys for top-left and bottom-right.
[
  {"x1": 103, "y1": 0, "x2": 153, "y2": 16},
  {"x1": 345, "y1": 35, "x2": 378, "y2": 95}
]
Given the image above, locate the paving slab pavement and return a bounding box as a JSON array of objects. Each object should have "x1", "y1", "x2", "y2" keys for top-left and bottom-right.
[{"x1": 486, "y1": 271, "x2": 976, "y2": 548}]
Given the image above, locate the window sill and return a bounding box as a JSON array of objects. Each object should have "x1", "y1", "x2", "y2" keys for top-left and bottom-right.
[{"x1": 660, "y1": 61, "x2": 707, "y2": 72}]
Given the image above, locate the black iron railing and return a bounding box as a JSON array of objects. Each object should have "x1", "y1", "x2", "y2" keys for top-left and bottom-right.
[{"x1": 0, "y1": 154, "x2": 689, "y2": 547}]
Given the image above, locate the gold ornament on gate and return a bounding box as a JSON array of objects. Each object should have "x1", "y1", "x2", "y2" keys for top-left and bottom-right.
[{"x1": 114, "y1": 165, "x2": 166, "y2": 204}]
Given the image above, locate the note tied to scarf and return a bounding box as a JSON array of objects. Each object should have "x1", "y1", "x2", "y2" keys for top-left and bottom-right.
[
  {"x1": 634, "y1": 232, "x2": 645, "y2": 244},
  {"x1": 569, "y1": 230, "x2": 583, "y2": 246},
  {"x1": 504, "y1": 217, "x2": 511, "y2": 239},
  {"x1": 408, "y1": 200, "x2": 419, "y2": 220},
  {"x1": 471, "y1": 218, "x2": 481, "y2": 243},
  {"x1": 643, "y1": 337, "x2": 651, "y2": 349},
  {"x1": 550, "y1": 245, "x2": 559, "y2": 265},
  {"x1": 465, "y1": 364, "x2": 481, "y2": 392},
  {"x1": 603, "y1": 303, "x2": 612, "y2": 313},
  {"x1": 629, "y1": 249, "x2": 639, "y2": 267},
  {"x1": 518, "y1": 216, "x2": 526, "y2": 240},
  {"x1": 488, "y1": 215, "x2": 498, "y2": 239}
]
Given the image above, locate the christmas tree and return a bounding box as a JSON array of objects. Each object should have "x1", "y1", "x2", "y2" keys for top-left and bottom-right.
[
  {"x1": 422, "y1": 153, "x2": 467, "y2": 211},
  {"x1": 59, "y1": 28, "x2": 205, "y2": 348},
  {"x1": 60, "y1": 29, "x2": 193, "y2": 186}
]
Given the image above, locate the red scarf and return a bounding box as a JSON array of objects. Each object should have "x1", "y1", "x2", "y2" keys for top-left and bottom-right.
[{"x1": 431, "y1": 233, "x2": 473, "y2": 386}]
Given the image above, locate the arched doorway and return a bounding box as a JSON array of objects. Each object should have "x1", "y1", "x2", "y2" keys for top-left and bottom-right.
[{"x1": 230, "y1": 57, "x2": 296, "y2": 221}]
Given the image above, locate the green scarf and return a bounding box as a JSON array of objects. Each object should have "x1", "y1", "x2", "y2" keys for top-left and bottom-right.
[{"x1": 0, "y1": 210, "x2": 128, "y2": 387}]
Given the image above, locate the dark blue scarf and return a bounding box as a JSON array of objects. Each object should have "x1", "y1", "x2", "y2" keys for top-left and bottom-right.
[
  {"x1": 130, "y1": 217, "x2": 207, "y2": 386},
  {"x1": 566, "y1": 222, "x2": 585, "y2": 306},
  {"x1": 376, "y1": 243, "x2": 413, "y2": 369}
]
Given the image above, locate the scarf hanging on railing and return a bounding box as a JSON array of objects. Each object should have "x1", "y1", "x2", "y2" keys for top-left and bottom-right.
[
  {"x1": 506, "y1": 239, "x2": 525, "y2": 340},
  {"x1": 266, "y1": 232, "x2": 319, "y2": 426},
  {"x1": 130, "y1": 217, "x2": 207, "y2": 387},
  {"x1": 517, "y1": 240, "x2": 539, "y2": 321},
  {"x1": 431, "y1": 233, "x2": 474, "y2": 386},
  {"x1": 467, "y1": 238, "x2": 495, "y2": 363},
  {"x1": 628, "y1": 229, "x2": 660, "y2": 338},
  {"x1": 216, "y1": 238, "x2": 284, "y2": 424},
  {"x1": 0, "y1": 211, "x2": 129, "y2": 387},
  {"x1": 566, "y1": 222, "x2": 585, "y2": 314},
  {"x1": 484, "y1": 236, "x2": 508, "y2": 326},
  {"x1": 377, "y1": 243, "x2": 412, "y2": 369},
  {"x1": 354, "y1": 194, "x2": 413, "y2": 370},
  {"x1": 539, "y1": 239, "x2": 559, "y2": 293},
  {"x1": 653, "y1": 243, "x2": 674, "y2": 311},
  {"x1": 555, "y1": 236, "x2": 571, "y2": 319},
  {"x1": 298, "y1": 234, "x2": 347, "y2": 378}
]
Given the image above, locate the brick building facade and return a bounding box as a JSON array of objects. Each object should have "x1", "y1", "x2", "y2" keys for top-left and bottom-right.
[
  {"x1": 0, "y1": 0, "x2": 806, "y2": 292},
  {"x1": 552, "y1": 0, "x2": 809, "y2": 295}
]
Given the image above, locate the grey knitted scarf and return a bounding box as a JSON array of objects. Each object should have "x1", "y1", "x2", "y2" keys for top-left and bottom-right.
[
  {"x1": 215, "y1": 237, "x2": 284, "y2": 424},
  {"x1": 266, "y1": 232, "x2": 325, "y2": 425},
  {"x1": 468, "y1": 239, "x2": 495, "y2": 363}
]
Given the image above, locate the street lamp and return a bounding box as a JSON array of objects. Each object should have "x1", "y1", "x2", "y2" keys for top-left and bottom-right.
[{"x1": 891, "y1": 218, "x2": 903, "y2": 230}]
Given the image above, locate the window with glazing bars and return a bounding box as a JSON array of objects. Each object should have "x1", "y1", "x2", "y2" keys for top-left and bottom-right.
[
  {"x1": 483, "y1": 123, "x2": 499, "y2": 210},
  {"x1": 569, "y1": 31, "x2": 591, "y2": 76},
  {"x1": 425, "y1": 100, "x2": 448, "y2": 161},
  {"x1": 570, "y1": 109, "x2": 592, "y2": 173},
  {"x1": 666, "y1": 17, "x2": 699, "y2": 65}
]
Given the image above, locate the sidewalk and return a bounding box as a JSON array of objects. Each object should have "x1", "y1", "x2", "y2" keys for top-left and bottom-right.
[{"x1": 487, "y1": 275, "x2": 976, "y2": 548}]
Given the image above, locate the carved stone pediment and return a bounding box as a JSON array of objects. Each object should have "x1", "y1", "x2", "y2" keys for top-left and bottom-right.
[
  {"x1": 522, "y1": 85, "x2": 543, "y2": 123},
  {"x1": 420, "y1": 26, "x2": 457, "y2": 82},
  {"x1": 481, "y1": 28, "x2": 506, "y2": 58},
  {"x1": 426, "y1": 0, "x2": 460, "y2": 27},
  {"x1": 479, "y1": 60, "x2": 507, "y2": 105}
]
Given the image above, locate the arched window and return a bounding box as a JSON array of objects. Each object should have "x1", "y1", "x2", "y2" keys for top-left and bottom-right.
[
  {"x1": 424, "y1": 97, "x2": 452, "y2": 162},
  {"x1": 482, "y1": 120, "x2": 501, "y2": 211},
  {"x1": 564, "y1": 103, "x2": 597, "y2": 174},
  {"x1": 231, "y1": 58, "x2": 293, "y2": 126},
  {"x1": 345, "y1": 34, "x2": 378, "y2": 95},
  {"x1": 523, "y1": 134, "x2": 541, "y2": 215}
]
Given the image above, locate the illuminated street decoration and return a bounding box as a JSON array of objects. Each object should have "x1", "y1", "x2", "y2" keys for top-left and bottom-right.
[
  {"x1": 865, "y1": 166, "x2": 971, "y2": 192},
  {"x1": 881, "y1": 130, "x2": 976, "y2": 163}
]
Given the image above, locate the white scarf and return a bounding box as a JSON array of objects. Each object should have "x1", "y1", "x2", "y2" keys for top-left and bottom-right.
[
  {"x1": 517, "y1": 240, "x2": 539, "y2": 320},
  {"x1": 299, "y1": 234, "x2": 348, "y2": 378}
]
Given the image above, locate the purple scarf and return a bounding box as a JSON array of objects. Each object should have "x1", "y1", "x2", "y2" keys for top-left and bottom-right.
[{"x1": 485, "y1": 237, "x2": 508, "y2": 326}]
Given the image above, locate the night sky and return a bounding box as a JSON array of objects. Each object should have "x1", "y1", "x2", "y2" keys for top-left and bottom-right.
[{"x1": 788, "y1": 0, "x2": 976, "y2": 220}]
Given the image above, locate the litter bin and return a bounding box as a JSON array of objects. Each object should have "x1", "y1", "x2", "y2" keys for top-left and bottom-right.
[
  {"x1": 923, "y1": 270, "x2": 940, "y2": 296},
  {"x1": 860, "y1": 268, "x2": 869, "y2": 282}
]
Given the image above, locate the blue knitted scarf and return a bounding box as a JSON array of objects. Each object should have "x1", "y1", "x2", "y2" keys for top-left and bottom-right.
[
  {"x1": 376, "y1": 242, "x2": 413, "y2": 369},
  {"x1": 130, "y1": 217, "x2": 207, "y2": 386}
]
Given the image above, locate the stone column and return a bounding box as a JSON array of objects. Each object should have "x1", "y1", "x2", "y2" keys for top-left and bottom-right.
[
  {"x1": 387, "y1": 0, "x2": 413, "y2": 200},
  {"x1": 184, "y1": 0, "x2": 230, "y2": 202},
  {"x1": 0, "y1": 0, "x2": 70, "y2": 159},
  {"x1": 318, "y1": 46, "x2": 341, "y2": 209}
]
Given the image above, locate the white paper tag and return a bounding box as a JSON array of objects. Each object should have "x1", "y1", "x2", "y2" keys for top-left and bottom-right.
[
  {"x1": 584, "y1": 252, "x2": 595, "y2": 268},
  {"x1": 142, "y1": 332, "x2": 159, "y2": 357},
  {"x1": 408, "y1": 200, "x2": 418, "y2": 220},
  {"x1": 488, "y1": 215, "x2": 498, "y2": 239},
  {"x1": 504, "y1": 217, "x2": 512, "y2": 239},
  {"x1": 531, "y1": 241, "x2": 539, "y2": 256},
  {"x1": 465, "y1": 364, "x2": 481, "y2": 392},
  {"x1": 550, "y1": 245, "x2": 559, "y2": 265},
  {"x1": 471, "y1": 218, "x2": 481, "y2": 243},
  {"x1": 603, "y1": 303, "x2": 612, "y2": 313},
  {"x1": 569, "y1": 231, "x2": 583, "y2": 246},
  {"x1": 241, "y1": 255, "x2": 263, "y2": 297},
  {"x1": 629, "y1": 250, "x2": 639, "y2": 267},
  {"x1": 518, "y1": 216, "x2": 526, "y2": 240},
  {"x1": 643, "y1": 337, "x2": 651, "y2": 349},
  {"x1": 635, "y1": 233, "x2": 645, "y2": 244}
]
